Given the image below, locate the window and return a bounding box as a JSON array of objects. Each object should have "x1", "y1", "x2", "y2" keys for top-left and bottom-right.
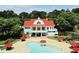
[
  {"x1": 25, "y1": 27, "x2": 30, "y2": 29},
  {"x1": 37, "y1": 21, "x2": 41, "y2": 24},
  {"x1": 55, "y1": 34, "x2": 58, "y2": 35},
  {"x1": 48, "y1": 31, "x2": 56, "y2": 32},
  {"x1": 52, "y1": 31, "x2": 56, "y2": 32},
  {"x1": 32, "y1": 27, "x2": 36, "y2": 30},
  {"x1": 42, "y1": 27, "x2": 45, "y2": 30},
  {"x1": 48, "y1": 31, "x2": 51, "y2": 32},
  {"x1": 37, "y1": 27, "x2": 40, "y2": 30},
  {"x1": 42, "y1": 33, "x2": 46, "y2": 36}
]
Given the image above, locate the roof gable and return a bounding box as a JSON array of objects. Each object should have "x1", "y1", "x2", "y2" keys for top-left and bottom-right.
[
  {"x1": 33, "y1": 19, "x2": 44, "y2": 25},
  {"x1": 24, "y1": 18, "x2": 55, "y2": 27}
]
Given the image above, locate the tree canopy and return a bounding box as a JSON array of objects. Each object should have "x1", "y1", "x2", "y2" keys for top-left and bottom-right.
[{"x1": 29, "y1": 10, "x2": 47, "y2": 18}]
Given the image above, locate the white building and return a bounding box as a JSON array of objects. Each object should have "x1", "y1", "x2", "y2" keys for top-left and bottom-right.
[{"x1": 23, "y1": 17, "x2": 58, "y2": 37}]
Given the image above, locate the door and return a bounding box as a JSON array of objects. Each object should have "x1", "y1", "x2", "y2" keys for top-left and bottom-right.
[
  {"x1": 31, "y1": 33, "x2": 35, "y2": 37},
  {"x1": 37, "y1": 33, "x2": 41, "y2": 37},
  {"x1": 42, "y1": 33, "x2": 46, "y2": 36}
]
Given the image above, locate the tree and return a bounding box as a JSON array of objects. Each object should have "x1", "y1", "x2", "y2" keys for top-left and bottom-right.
[
  {"x1": 29, "y1": 10, "x2": 39, "y2": 18},
  {"x1": 39, "y1": 11, "x2": 47, "y2": 18},
  {"x1": 66, "y1": 9, "x2": 70, "y2": 12},
  {"x1": 72, "y1": 8, "x2": 79, "y2": 13},
  {"x1": 29, "y1": 10, "x2": 47, "y2": 18},
  {"x1": 0, "y1": 18, "x2": 22, "y2": 40},
  {"x1": 56, "y1": 17, "x2": 72, "y2": 31},
  {"x1": 61, "y1": 9, "x2": 65, "y2": 12},
  {"x1": 58, "y1": 12, "x2": 79, "y2": 31},
  {"x1": 47, "y1": 9, "x2": 61, "y2": 20},
  {"x1": 0, "y1": 10, "x2": 17, "y2": 18},
  {"x1": 19, "y1": 12, "x2": 29, "y2": 20},
  {"x1": 19, "y1": 12, "x2": 29, "y2": 25}
]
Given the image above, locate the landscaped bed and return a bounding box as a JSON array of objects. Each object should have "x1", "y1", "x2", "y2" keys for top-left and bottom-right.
[{"x1": 0, "y1": 39, "x2": 20, "y2": 50}]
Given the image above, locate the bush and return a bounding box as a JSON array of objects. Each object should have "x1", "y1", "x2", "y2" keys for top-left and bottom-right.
[
  {"x1": 58, "y1": 31, "x2": 68, "y2": 36},
  {"x1": 71, "y1": 33, "x2": 79, "y2": 40},
  {"x1": 64, "y1": 37, "x2": 71, "y2": 41}
]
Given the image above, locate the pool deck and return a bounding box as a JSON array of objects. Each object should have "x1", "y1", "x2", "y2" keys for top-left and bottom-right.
[{"x1": 3, "y1": 37, "x2": 72, "y2": 53}]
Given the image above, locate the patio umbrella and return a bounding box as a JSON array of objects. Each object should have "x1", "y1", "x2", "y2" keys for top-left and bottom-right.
[
  {"x1": 70, "y1": 42, "x2": 79, "y2": 52},
  {"x1": 21, "y1": 34, "x2": 27, "y2": 39},
  {"x1": 70, "y1": 42, "x2": 79, "y2": 47},
  {"x1": 4, "y1": 44, "x2": 12, "y2": 47},
  {"x1": 20, "y1": 37, "x2": 24, "y2": 39},
  {"x1": 72, "y1": 47, "x2": 79, "y2": 52},
  {"x1": 40, "y1": 40, "x2": 47, "y2": 43},
  {"x1": 23, "y1": 34, "x2": 27, "y2": 38}
]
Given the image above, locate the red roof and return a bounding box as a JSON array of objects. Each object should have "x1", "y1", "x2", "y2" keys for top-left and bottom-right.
[{"x1": 24, "y1": 18, "x2": 55, "y2": 27}]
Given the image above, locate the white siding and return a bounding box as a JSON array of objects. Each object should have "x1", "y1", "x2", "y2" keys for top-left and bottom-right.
[
  {"x1": 24, "y1": 27, "x2": 31, "y2": 34},
  {"x1": 47, "y1": 29, "x2": 58, "y2": 36},
  {"x1": 23, "y1": 26, "x2": 58, "y2": 36}
]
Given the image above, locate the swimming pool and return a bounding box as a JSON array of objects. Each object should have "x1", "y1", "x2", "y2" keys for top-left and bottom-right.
[{"x1": 27, "y1": 42, "x2": 62, "y2": 53}]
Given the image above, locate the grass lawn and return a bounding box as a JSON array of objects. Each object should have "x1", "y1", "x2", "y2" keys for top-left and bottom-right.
[
  {"x1": 47, "y1": 36, "x2": 58, "y2": 40},
  {"x1": 47, "y1": 36, "x2": 68, "y2": 41},
  {"x1": 0, "y1": 41, "x2": 6, "y2": 45},
  {"x1": 0, "y1": 41, "x2": 6, "y2": 50}
]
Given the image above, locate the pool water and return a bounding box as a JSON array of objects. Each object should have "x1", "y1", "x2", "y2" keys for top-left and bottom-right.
[{"x1": 27, "y1": 42, "x2": 61, "y2": 53}]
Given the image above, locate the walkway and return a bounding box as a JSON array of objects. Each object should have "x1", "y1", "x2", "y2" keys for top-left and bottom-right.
[{"x1": 2, "y1": 37, "x2": 72, "y2": 53}]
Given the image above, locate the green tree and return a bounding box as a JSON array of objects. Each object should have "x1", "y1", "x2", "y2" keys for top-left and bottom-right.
[
  {"x1": 47, "y1": 9, "x2": 61, "y2": 19},
  {"x1": 72, "y1": 8, "x2": 79, "y2": 13},
  {"x1": 59, "y1": 12, "x2": 78, "y2": 26},
  {"x1": 29, "y1": 10, "x2": 47, "y2": 18},
  {"x1": 58, "y1": 12, "x2": 79, "y2": 31},
  {"x1": 0, "y1": 18, "x2": 22, "y2": 40},
  {"x1": 39, "y1": 11, "x2": 47, "y2": 18},
  {"x1": 29, "y1": 10, "x2": 39, "y2": 18},
  {"x1": 19, "y1": 12, "x2": 29, "y2": 19},
  {"x1": 0, "y1": 10, "x2": 17, "y2": 18},
  {"x1": 56, "y1": 17, "x2": 72, "y2": 31}
]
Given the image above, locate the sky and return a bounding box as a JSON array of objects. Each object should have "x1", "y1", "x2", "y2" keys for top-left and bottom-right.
[{"x1": 0, "y1": 5, "x2": 79, "y2": 14}]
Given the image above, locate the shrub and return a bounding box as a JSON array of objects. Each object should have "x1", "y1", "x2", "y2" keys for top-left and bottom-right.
[
  {"x1": 64, "y1": 37, "x2": 71, "y2": 41},
  {"x1": 58, "y1": 31, "x2": 68, "y2": 36},
  {"x1": 71, "y1": 33, "x2": 79, "y2": 40}
]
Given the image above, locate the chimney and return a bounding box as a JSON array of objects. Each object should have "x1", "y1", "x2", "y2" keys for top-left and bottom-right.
[{"x1": 37, "y1": 17, "x2": 40, "y2": 20}]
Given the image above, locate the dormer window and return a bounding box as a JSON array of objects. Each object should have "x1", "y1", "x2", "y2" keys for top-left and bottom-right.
[
  {"x1": 33, "y1": 18, "x2": 44, "y2": 25},
  {"x1": 37, "y1": 21, "x2": 41, "y2": 24}
]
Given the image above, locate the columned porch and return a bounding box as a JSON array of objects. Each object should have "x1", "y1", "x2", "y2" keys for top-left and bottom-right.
[{"x1": 31, "y1": 32, "x2": 47, "y2": 37}]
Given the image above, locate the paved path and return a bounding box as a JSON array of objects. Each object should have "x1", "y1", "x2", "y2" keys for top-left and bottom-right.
[{"x1": 3, "y1": 37, "x2": 72, "y2": 53}]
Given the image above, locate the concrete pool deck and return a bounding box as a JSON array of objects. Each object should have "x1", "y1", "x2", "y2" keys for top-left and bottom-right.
[{"x1": 4, "y1": 37, "x2": 72, "y2": 53}]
